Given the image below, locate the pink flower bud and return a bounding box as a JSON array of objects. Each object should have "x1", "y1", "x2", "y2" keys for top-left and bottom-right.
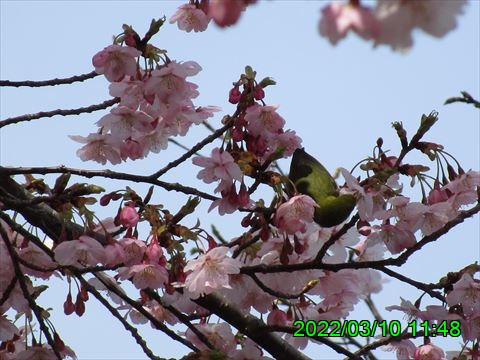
[
  {"x1": 229, "y1": 86, "x2": 242, "y2": 104},
  {"x1": 63, "y1": 293, "x2": 75, "y2": 315},
  {"x1": 267, "y1": 308, "x2": 288, "y2": 326},
  {"x1": 253, "y1": 85, "x2": 265, "y2": 100},
  {"x1": 119, "y1": 205, "x2": 140, "y2": 228}
]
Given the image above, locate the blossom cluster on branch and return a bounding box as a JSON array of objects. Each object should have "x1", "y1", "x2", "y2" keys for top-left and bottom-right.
[
  {"x1": 0, "y1": 2, "x2": 479, "y2": 360},
  {"x1": 169, "y1": 0, "x2": 466, "y2": 52}
]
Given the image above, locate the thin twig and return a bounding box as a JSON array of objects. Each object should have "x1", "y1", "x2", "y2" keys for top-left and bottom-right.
[
  {"x1": 0, "y1": 71, "x2": 99, "y2": 87},
  {"x1": 151, "y1": 118, "x2": 235, "y2": 179},
  {"x1": 0, "y1": 98, "x2": 119, "y2": 128},
  {"x1": 91, "y1": 272, "x2": 199, "y2": 352},
  {"x1": 79, "y1": 276, "x2": 164, "y2": 360},
  {"x1": 145, "y1": 290, "x2": 215, "y2": 350}
]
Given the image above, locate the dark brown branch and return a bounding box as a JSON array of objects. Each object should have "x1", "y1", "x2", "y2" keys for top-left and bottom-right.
[
  {"x1": 193, "y1": 293, "x2": 311, "y2": 360},
  {"x1": 0, "y1": 166, "x2": 217, "y2": 201},
  {"x1": 267, "y1": 325, "x2": 361, "y2": 359},
  {"x1": 0, "y1": 98, "x2": 120, "y2": 128},
  {"x1": 0, "y1": 71, "x2": 99, "y2": 87},
  {"x1": 0, "y1": 176, "x2": 108, "y2": 245},
  {"x1": 248, "y1": 272, "x2": 303, "y2": 299},
  {"x1": 0, "y1": 224, "x2": 62, "y2": 360}
]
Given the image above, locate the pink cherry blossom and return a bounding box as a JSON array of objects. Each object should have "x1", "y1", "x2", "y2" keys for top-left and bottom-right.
[
  {"x1": 340, "y1": 168, "x2": 385, "y2": 221},
  {"x1": 184, "y1": 246, "x2": 242, "y2": 298},
  {"x1": 446, "y1": 273, "x2": 480, "y2": 317},
  {"x1": 109, "y1": 79, "x2": 145, "y2": 109},
  {"x1": 245, "y1": 104, "x2": 285, "y2": 139},
  {"x1": 16, "y1": 346, "x2": 58, "y2": 360},
  {"x1": 274, "y1": 195, "x2": 317, "y2": 234},
  {"x1": 266, "y1": 308, "x2": 288, "y2": 326},
  {"x1": 0, "y1": 314, "x2": 18, "y2": 341},
  {"x1": 169, "y1": 3, "x2": 210, "y2": 33},
  {"x1": 381, "y1": 339, "x2": 417, "y2": 360},
  {"x1": 374, "y1": 0, "x2": 466, "y2": 52},
  {"x1": 117, "y1": 264, "x2": 168, "y2": 290},
  {"x1": 54, "y1": 235, "x2": 106, "y2": 267},
  {"x1": 69, "y1": 133, "x2": 122, "y2": 165},
  {"x1": 367, "y1": 224, "x2": 416, "y2": 254},
  {"x1": 92, "y1": 44, "x2": 141, "y2": 82},
  {"x1": 268, "y1": 130, "x2": 302, "y2": 158},
  {"x1": 185, "y1": 323, "x2": 236, "y2": 355},
  {"x1": 192, "y1": 147, "x2": 243, "y2": 186},
  {"x1": 118, "y1": 237, "x2": 146, "y2": 266},
  {"x1": 18, "y1": 240, "x2": 56, "y2": 279},
  {"x1": 319, "y1": 2, "x2": 380, "y2": 45},
  {"x1": 386, "y1": 297, "x2": 424, "y2": 321},
  {"x1": 208, "y1": 0, "x2": 255, "y2": 27},
  {"x1": 96, "y1": 106, "x2": 154, "y2": 141},
  {"x1": 414, "y1": 342, "x2": 445, "y2": 360},
  {"x1": 104, "y1": 241, "x2": 126, "y2": 267}
]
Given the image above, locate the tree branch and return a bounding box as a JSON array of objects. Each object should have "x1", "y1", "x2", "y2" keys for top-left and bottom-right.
[
  {"x1": 0, "y1": 71, "x2": 99, "y2": 87},
  {"x1": 193, "y1": 293, "x2": 312, "y2": 360},
  {"x1": 0, "y1": 98, "x2": 119, "y2": 128}
]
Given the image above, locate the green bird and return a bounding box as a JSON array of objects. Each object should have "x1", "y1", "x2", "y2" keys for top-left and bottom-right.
[{"x1": 288, "y1": 148, "x2": 356, "y2": 227}]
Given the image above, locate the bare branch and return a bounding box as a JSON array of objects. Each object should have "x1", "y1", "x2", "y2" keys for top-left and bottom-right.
[
  {"x1": 0, "y1": 98, "x2": 119, "y2": 128},
  {"x1": 0, "y1": 71, "x2": 99, "y2": 87}
]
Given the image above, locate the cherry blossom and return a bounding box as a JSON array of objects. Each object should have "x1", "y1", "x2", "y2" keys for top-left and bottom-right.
[
  {"x1": 381, "y1": 339, "x2": 417, "y2": 360},
  {"x1": 169, "y1": 3, "x2": 210, "y2": 33},
  {"x1": 446, "y1": 273, "x2": 480, "y2": 317},
  {"x1": 92, "y1": 44, "x2": 141, "y2": 82},
  {"x1": 414, "y1": 342, "x2": 445, "y2": 360},
  {"x1": 208, "y1": 0, "x2": 256, "y2": 27},
  {"x1": 69, "y1": 133, "x2": 122, "y2": 165},
  {"x1": 54, "y1": 235, "x2": 106, "y2": 267},
  {"x1": 193, "y1": 147, "x2": 243, "y2": 189},
  {"x1": 340, "y1": 168, "x2": 385, "y2": 221},
  {"x1": 318, "y1": 1, "x2": 380, "y2": 45},
  {"x1": 374, "y1": 0, "x2": 466, "y2": 52},
  {"x1": 184, "y1": 246, "x2": 242, "y2": 298},
  {"x1": 109, "y1": 79, "x2": 145, "y2": 109},
  {"x1": 95, "y1": 106, "x2": 154, "y2": 141},
  {"x1": 118, "y1": 237, "x2": 146, "y2": 266},
  {"x1": 185, "y1": 323, "x2": 236, "y2": 355},
  {"x1": 367, "y1": 223, "x2": 416, "y2": 254},
  {"x1": 274, "y1": 195, "x2": 317, "y2": 234},
  {"x1": 0, "y1": 314, "x2": 18, "y2": 341},
  {"x1": 117, "y1": 263, "x2": 168, "y2": 290}
]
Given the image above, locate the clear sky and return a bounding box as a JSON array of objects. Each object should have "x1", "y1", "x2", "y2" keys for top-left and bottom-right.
[{"x1": 1, "y1": 1, "x2": 479, "y2": 359}]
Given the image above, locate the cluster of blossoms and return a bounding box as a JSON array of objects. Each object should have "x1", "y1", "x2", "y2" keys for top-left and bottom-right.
[
  {"x1": 169, "y1": 0, "x2": 257, "y2": 31},
  {"x1": 71, "y1": 27, "x2": 219, "y2": 164},
  {"x1": 341, "y1": 164, "x2": 480, "y2": 256},
  {"x1": 319, "y1": 0, "x2": 466, "y2": 51},
  {"x1": 382, "y1": 272, "x2": 480, "y2": 359},
  {"x1": 192, "y1": 67, "x2": 302, "y2": 215},
  {"x1": 1, "y1": 10, "x2": 479, "y2": 360},
  {"x1": 170, "y1": 0, "x2": 466, "y2": 52}
]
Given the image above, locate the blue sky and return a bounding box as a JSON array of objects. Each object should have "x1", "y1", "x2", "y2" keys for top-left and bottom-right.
[{"x1": 1, "y1": 1, "x2": 479, "y2": 359}]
